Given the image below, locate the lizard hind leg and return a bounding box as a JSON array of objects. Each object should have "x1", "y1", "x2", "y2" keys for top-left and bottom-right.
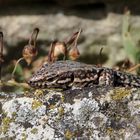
[{"x1": 98, "y1": 69, "x2": 115, "y2": 87}]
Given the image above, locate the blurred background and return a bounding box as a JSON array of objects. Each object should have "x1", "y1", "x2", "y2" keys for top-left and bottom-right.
[{"x1": 1, "y1": 0, "x2": 140, "y2": 82}]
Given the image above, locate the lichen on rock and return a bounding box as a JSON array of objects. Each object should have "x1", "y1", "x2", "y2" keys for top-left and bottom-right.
[{"x1": 0, "y1": 86, "x2": 140, "y2": 139}]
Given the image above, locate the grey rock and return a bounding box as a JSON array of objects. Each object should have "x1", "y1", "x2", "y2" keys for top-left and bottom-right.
[{"x1": 0, "y1": 87, "x2": 140, "y2": 139}]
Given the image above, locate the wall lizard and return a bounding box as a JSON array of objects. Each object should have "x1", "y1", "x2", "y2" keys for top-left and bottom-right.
[{"x1": 28, "y1": 60, "x2": 140, "y2": 89}]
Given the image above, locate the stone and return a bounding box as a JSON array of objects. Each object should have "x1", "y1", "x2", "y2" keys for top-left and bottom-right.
[{"x1": 0, "y1": 87, "x2": 140, "y2": 139}]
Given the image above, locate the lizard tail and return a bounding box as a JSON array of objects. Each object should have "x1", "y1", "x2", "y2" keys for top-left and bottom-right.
[{"x1": 115, "y1": 71, "x2": 140, "y2": 88}]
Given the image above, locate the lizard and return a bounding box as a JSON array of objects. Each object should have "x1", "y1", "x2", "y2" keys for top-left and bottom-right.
[{"x1": 28, "y1": 60, "x2": 140, "y2": 89}]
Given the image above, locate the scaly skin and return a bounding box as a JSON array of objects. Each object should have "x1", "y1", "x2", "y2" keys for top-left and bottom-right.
[{"x1": 28, "y1": 60, "x2": 140, "y2": 89}]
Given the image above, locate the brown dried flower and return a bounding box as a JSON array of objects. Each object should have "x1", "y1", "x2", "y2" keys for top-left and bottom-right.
[
  {"x1": 47, "y1": 28, "x2": 82, "y2": 63},
  {"x1": 22, "y1": 28, "x2": 39, "y2": 65},
  {"x1": 66, "y1": 28, "x2": 82, "y2": 60},
  {"x1": 48, "y1": 40, "x2": 67, "y2": 63}
]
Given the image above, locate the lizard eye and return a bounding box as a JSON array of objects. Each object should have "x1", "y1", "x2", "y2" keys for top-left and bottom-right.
[
  {"x1": 44, "y1": 63, "x2": 48, "y2": 67},
  {"x1": 27, "y1": 80, "x2": 35, "y2": 87}
]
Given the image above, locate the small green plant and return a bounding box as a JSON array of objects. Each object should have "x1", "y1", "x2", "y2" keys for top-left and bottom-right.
[{"x1": 122, "y1": 9, "x2": 140, "y2": 65}]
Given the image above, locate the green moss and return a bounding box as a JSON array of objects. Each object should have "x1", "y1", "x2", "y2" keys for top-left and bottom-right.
[
  {"x1": 34, "y1": 89, "x2": 44, "y2": 97},
  {"x1": 65, "y1": 129, "x2": 74, "y2": 140},
  {"x1": 32, "y1": 100, "x2": 43, "y2": 110},
  {"x1": 58, "y1": 106, "x2": 65, "y2": 117},
  {"x1": 1, "y1": 117, "x2": 12, "y2": 134},
  {"x1": 134, "y1": 104, "x2": 140, "y2": 109},
  {"x1": 111, "y1": 88, "x2": 131, "y2": 101},
  {"x1": 106, "y1": 127, "x2": 113, "y2": 135},
  {"x1": 22, "y1": 133, "x2": 27, "y2": 140},
  {"x1": 31, "y1": 128, "x2": 38, "y2": 134},
  {"x1": 12, "y1": 112, "x2": 17, "y2": 120}
]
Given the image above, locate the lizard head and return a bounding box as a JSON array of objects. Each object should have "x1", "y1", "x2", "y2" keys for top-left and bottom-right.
[
  {"x1": 28, "y1": 62, "x2": 60, "y2": 89},
  {"x1": 28, "y1": 60, "x2": 96, "y2": 89},
  {"x1": 27, "y1": 60, "x2": 78, "y2": 89}
]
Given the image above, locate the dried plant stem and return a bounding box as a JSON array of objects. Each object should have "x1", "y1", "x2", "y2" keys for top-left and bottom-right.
[
  {"x1": 73, "y1": 28, "x2": 82, "y2": 49},
  {"x1": 0, "y1": 79, "x2": 30, "y2": 89},
  {"x1": 127, "y1": 64, "x2": 140, "y2": 72},
  {"x1": 48, "y1": 41, "x2": 55, "y2": 63},
  {"x1": 11, "y1": 57, "x2": 24, "y2": 78},
  {"x1": 29, "y1": 28, "x2": 39, "y2": 47},
  {"x1": 0, "y1": 32, "x2": 3, "y2": 81},
  {"x1": 97, "y1": 47, "x2": 104, "y2": 66}
]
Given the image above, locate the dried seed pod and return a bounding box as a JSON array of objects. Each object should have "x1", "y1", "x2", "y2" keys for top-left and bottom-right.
[
  {"x1": 53, "y1": 42, "x2": 66, "y2": 59},
  {"x1": 12, "y1": 28, "x2": 39, "y2": 78},
  {"x1": 47, "y1": 28, "x2": 82, "y2": 63},
  {"x1": 22, "y1": 28, "x2": 39, "y2": 65},
  {"x1": 67, "y1": 28, "x2": 82, "y2": 60},
  {"x1": 22, "y1": 45, "x2": 38, "y2": 65},
  {"x1": 68, "y1": 46, "x2": 80, "y2": 60},
  {"x1": 48, "y1": 40, "x2": 67, "y2": 63}
]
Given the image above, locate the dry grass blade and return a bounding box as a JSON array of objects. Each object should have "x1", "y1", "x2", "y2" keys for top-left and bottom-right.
[
  {"x1": 0, "y1": 32, "x2": 4, "y2": 80},
  {"x1": 127, "y1": 64, "x2": 140, "y2": 73}
]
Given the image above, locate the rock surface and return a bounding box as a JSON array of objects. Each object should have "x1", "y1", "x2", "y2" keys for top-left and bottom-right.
[{"x1": 0, "y1": 86, "x2": 140, "y2": 139}]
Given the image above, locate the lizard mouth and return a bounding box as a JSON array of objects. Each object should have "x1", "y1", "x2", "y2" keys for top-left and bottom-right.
[
  {"x1": 27, "y1": 80, "x2": 45, "y2": 88},
  {"x1": 27, "y1": 76, "x2": 42, "y2": 88}
]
